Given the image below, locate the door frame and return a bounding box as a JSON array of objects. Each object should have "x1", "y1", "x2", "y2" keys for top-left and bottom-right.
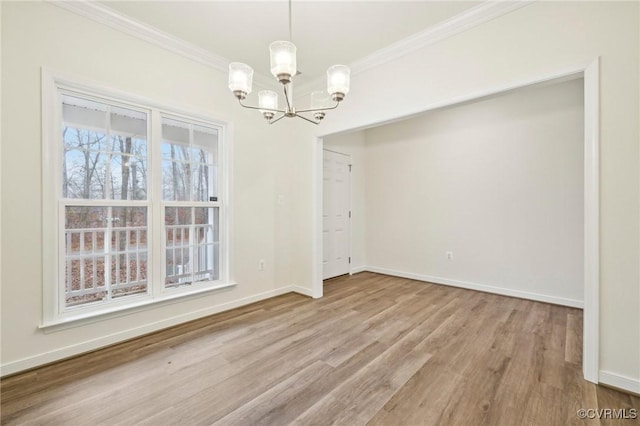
[{"x1": 312, "y1": 58, "x2": 600, "y2": 383}]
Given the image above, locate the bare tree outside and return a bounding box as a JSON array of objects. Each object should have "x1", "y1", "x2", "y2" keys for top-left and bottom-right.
[
  {"x1": 161, "y1": 120, "x2": 218, "y2": 287},
  {"x1": 54, "y1": 92, "x2": 223, "y2": 319}
]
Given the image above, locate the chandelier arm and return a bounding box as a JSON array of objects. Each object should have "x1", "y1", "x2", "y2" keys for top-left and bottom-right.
[
  {"x1": 269, "y1": 114, "x2": 287, "y2": 125},
  {"x1": 295, "y1": 101, "x2": 340, "y2": 114},
  {"x1": 294, "y1": 113, "x2": 320, "y2": 125},
  {"x1": 238, "y1": 98, "x2": 286, "y2": 113},
  {"x1": 283, "y1": 84, "x2": 293, "y2": 112}
]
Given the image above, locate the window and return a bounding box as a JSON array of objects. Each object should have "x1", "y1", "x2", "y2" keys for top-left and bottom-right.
[
  {"x1": 62, "y1": 96, "x2": 150, "y2": 308},
  {"x1": 161, "y1": 117, "x2": 220, "y2": 288},
  {"x1": 43, "y1": 75, "x2": 230, "y2": 325}
]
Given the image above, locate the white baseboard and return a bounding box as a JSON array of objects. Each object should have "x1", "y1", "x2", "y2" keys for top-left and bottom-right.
[
  {"x1": 599, "y1": 370, "x2": 640, "y2": 395},
  {"x1": 364, "y1": 266, "x2": 584, "y2": 308},
  {"x1": 0, "y1": 285, "x2": 301, "y2": 377},
  {"x1": 290, "y1": 285, "x2": 314, "y2": 297},
  {"x1": 350, "y1": 265, "x2": 367, "y2": 274}
]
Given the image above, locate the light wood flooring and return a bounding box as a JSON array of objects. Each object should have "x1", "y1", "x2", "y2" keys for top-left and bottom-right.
[{"x1": 2, "y1": 272, "x2": 639, "y2": 425}]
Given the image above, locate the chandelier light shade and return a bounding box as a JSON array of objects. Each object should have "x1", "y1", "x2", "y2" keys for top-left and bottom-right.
[
  {"x1": 258, "y1": 90, "x2": 278, "y2": 120},
  {"x1": 269, "y1": 41, "x2": 297, "y2": 84},
  {"x1": 228, "y1": 62, "x2": 254, "y2": 99},
  {"x1": 227, "y1": 0, "x2": 350, "y2": 125},
  {"x1": 327, "y1": 65, "x2": 350, "y2": 101}
]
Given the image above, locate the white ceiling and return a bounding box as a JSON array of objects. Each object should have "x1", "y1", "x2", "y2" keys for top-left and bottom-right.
[{"x1": 99, "y1": 1, "x2": 481, "y2": 86}]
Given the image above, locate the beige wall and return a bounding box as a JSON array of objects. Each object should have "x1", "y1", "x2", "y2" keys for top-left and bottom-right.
[
  {"x1": 0, "y1": 1, "x2": 314, "y2": 373},
  {"x1": 296, "y1": 1, "x2": 639, "y2": 385}
]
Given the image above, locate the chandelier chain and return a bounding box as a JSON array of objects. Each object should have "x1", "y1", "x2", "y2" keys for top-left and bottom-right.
[{"x1": 288, "y1": 0, "x2": 292, "y2": 41}]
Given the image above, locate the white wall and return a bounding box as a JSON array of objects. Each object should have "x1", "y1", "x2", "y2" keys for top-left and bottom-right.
[
  {"x1": 363, "y1": 78, "x2": 584, "y2": 306},
  {"x1": 0, "y1": 2, "x2": 314, "y2": 374},
  {"x1": 322, "y1": 131, "x2": 367, "y2": 272},
  {"x1": 294, "y1": 1, "x2": 639, "y2": 387}
]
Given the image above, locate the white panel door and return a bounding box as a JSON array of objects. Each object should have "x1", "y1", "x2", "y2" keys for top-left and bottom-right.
[{"x1": 323, "y1": 149, "x2": 351, "y2": 280}]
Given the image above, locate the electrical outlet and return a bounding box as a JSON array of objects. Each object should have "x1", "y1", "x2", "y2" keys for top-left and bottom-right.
[
  {"x1": 446, "y1": 251, "x2": 453, "y2": 261},
  {"x1": 258, "y1": 259, "x2": 265, "y2": 271}
]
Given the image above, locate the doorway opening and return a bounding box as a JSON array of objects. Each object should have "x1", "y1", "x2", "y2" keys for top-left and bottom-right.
[{"x1": 312, "y1": 60, "x2": 600, "y2": 384}]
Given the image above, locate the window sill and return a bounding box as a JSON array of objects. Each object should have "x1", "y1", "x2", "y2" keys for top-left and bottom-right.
[{"x1": 39, "y1": 281, "x2": 237, "y2": 333}]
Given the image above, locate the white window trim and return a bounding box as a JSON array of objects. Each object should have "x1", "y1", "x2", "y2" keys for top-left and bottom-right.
[{"x1": 41, "y1": 68, "x2": 234, "y2": 328}]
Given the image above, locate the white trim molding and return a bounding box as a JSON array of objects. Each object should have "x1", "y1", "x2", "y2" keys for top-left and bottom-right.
[
  {"x1": 51, "y1": 1, "x2": 228, "y2": 73},
  {"x1": 364, "y1": 266, "x2": 584, "y2": 308},
  {"x1": 350, "y1": 266, "x2": 367, "y2": 275},
  {"x1": 582, "y1": 58, "x2": 600, "y2": 384},
  {"x1": 48, "y1": 0, "x2": 532, "y2": 100},
  {"x1": 599, "y1": 371, "x2": 640, "y2": 396},
  {"x1": 48, "y1": 1, "x2": 275, "y2": 89},
  {"x1": 313, "y1": 137, "x2": 324, "y2": 299},
  {"x1": 352, "y1": 1, "x2": 534, "y2": 75},
  {"x1": 295, "y1": 0, "x2": 534, "y2": 97},
  {"x1": 291, "y1": 285, "x2": 314, "y2": 298}
]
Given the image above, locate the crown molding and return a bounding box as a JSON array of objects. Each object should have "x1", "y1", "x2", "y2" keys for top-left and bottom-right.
[
  {"x1": 49, "y1": 1, "x2": 275, "y2": 88},
  {"x1": 50, "y1": 1, "x2": 228, "y2": 72},
  {"x1": 294, "y1": 0, "x2": 534, "y2": 98},
  {"x1": 50, "y1": 0, "x2": 532, "y2": 96},
  {"x1": 351, "y1": 0, "x2": 534, "y2": 75}
]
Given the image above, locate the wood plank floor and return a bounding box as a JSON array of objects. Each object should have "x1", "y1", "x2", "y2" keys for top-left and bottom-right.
[{"x1": 2, "y1": 272, "x2": 639, "y2": 425}]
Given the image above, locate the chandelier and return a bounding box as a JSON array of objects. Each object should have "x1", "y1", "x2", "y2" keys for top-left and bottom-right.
[{"x1": 227, "y1": 1, "x2": 350, "y2": 125}]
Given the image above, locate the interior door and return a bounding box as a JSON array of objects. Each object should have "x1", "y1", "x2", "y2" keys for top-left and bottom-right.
[{"x1": 323, "y1": 149, "x2": 351, "y2": 280}]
